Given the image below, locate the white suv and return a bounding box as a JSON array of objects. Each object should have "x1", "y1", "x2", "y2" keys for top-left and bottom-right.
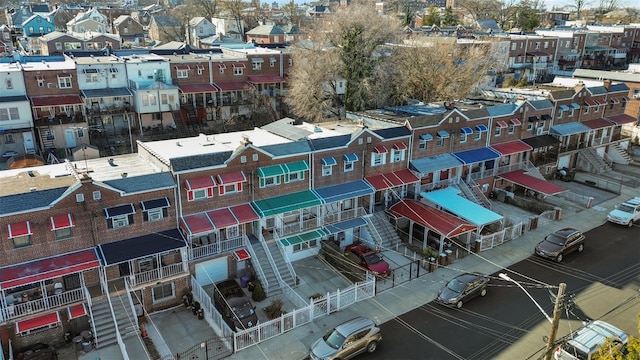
[
  {"x1": 554, "y1": 320, "x2": 628, "y2": 360},
  {"x1": 607, "y1": 197, "x2": 640, "y2": 227}
]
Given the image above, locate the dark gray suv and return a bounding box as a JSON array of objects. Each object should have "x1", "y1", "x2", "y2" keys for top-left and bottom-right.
[
  {"x1": 310, "y1": 317, "x2": 382, "y2": 360},
  {"x1": 535, "y1": 228, "x2": 585, "y2": 262},
  {"x1": 213, "y1": 279, "x2": 258, "y2": 331}
]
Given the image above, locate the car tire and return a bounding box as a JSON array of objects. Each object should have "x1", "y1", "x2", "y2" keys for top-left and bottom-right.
[
  {"x1": 456, "y1": 300, "x2": 463, "y2": 308},
  {"x1": 628, "y1": 221, "x2": 634, "y2": 228},
  {"x1": 367, "y1": 341, "x2": 378, "y2": 353},
  {"x1": 480, "y1": 288, "x2": 487, "y2": 297},
  {"x1": 556, "y1": 254, "x2": 563, "y2": 262},
  {"x1": 578, "y1": 244, "x2": 584, "y2": 252}
]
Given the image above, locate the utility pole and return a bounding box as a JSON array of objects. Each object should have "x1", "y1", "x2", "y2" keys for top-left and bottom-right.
[{"x1": 544, "y1": 282, "x2": 567, "y2": 360}]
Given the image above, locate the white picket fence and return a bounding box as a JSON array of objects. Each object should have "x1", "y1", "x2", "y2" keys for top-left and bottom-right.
[{"x1": 472, "y1": 222, "x2": 524, "y2": 251}]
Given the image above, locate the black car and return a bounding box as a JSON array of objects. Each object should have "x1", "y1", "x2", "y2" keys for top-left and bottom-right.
[
  {"x1": 213, "y1": 279, "x2": 258, "y2": 331},
  {"x1": 535, "y1": 228, "x2": 585, "y2": 262},
  {"x1": 436, "y1": 272, "x2": 489, "y2": 308}
]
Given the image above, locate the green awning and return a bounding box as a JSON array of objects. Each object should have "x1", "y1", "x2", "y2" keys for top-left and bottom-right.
[
  {"x1": 258, "y1": 164, "x2": 285, "y2": 178},
  {"x1": 283, "y1": 160, "x2": 309, "y2": 173},
  {"x1": 251, "y1": 190, "x2": 322, "y2": 217},
  {"x1": 280, "y1": 229, "x2": 326, "y2": 246}
]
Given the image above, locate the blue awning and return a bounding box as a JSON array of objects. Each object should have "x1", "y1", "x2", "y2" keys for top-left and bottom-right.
[
  {"x1": 550, "y1": 122, "x2": 591, "y2": 136},
  {"x1": 343, "y1": 153, "x2": 358, "y2": 162},
  {"x1": 453, "y1": 147, "x2": 500, "y2": 164},
  {"x1": 420, "y1": 133, "x2": 434, "y2": 141},
  {"x1": 570, "y1": 103, "x2": 581, "y2": 109},
  {"x1": 321, "y1": 157, "x2": 337, "y2": 166},
  {"x1": 410, "y1": 153, "x2": 463, "y2": 174},
  {"x1": 313, "y1": 180, "x2": 374, "y2": 204},
  {"x1": 460, "y1": 127, "x2": 473, "y2": 135},
  {"x1": 437, "y1": 130, "x2": 450, "y2": 138},
  {"x1": 324, "y1": 217, "x2": 368, "y2": 235},
  {"x1": 475, "y1": 124, "x2": 488, "y2": 132},
  {"x1": 559, "y1": 105, "x2": 570, "y2": 111},
  {"x1": 81, "y1": 87, "x2": 133, "y2": 99}
]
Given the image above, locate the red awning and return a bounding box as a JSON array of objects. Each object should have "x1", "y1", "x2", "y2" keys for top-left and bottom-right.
[
  {"x1": 610, "y1": 98, "x2": 620, "y2": 104},
  {"x1": 584, "y1": 99, "x2": 597, "y2": 107},
  {"x1": 68, "y1": 304, "x2": 87, "y2": 319},
  {"x1": 247, "y1": 75, "x2": 285, "y2": 84},
  {"x1": 206, "y1": 208, "x2": 238, "y2": 229},
  {"x1": 594, "y1": 98, "x2": 607, "y2": 105},
  {"x1": 232, "y1": 63, "x2": 246, "y2": 68},
  {"x1": 31, "y1": 95, "x2": 83, "y2": 107},
  {"x1": 50, "y1": 214, "x2": 74, "y2": 230},
  {"x1": 218, "y1": 63, "x2": 226, "y2": 69},
  {"x1": 495, "y1": 121, "x2": 508, "y2": 128},
  {"x1": 491, "y1": 140, "x2": 533, "y2": 155},
  {"x1": 57, "y1": 73, "x2": 72, "y2": 78},
  {"x1": 365, "y1": 175, "x2": 391, "y2": 190},
  {"x1": 0, "y1": 249, "x2": 100, "y2": 290},
  {"x1": 373, "y1": 146, "x2": 387, "y2": 154},
  {"x1": 582, "y1": 118, "x2": 613, "y2": 129},
  {"x1": 174, "y1": 65, "x2": 190, "y2": 70},
  {"x1": 510, "y1": 118, "x2": 522, "y2": 126},
  {"x1": 230, "y1": 204, "x2": 259, "y2": 224},
  {"x1": 234, "y1": 248, "x2": 251, "y2": 261},
  {"x1": 184, "y1": 176, "x2": 216, "y2": 190},
  {"x1": 498, "y1": 169, "x2": 567, "y2": 196},
  {"x1": 196, "y1": 64, "x2": 205, "y2": 70},
  {"x1": 215, "y1": 82, "x2": 252, "y2": 91},
  {"x1": 35, "y1": 75, "x2": 44, "y2": 81},
  {"x1": 621, "y1": 96, "x2": 630, "y2": 102},
  {"x1": 389, "y1": 200, "x2": 476, "y2": 238},
  {"x1": 16, "y1": 312, "x2": 60, "y2": 333},
  {"x1": 217, "y1": 171, "x2": 246, "y2": 184},
  {"x1": 393, "y1": 143, "x2": 407, "y2": 151},
  {"x1": 606, "y1": 114, "x2": 637, "y2": 125},
  {"x1": 393, "y1": 169, "x2": 419, "y2": 184},
  {"x1": 6, "y1": 221, "x2": 31, "y2": 238},
  {"x1": 178, "y1": 84, "x2": 218, "y2": 94},
  {"x1": 180, "y1": 213, "x2": 214, "y2": 236}
]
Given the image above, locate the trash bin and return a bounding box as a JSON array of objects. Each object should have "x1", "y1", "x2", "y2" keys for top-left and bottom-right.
[
  {"x1": 80, "y1": 330, "x2": 93, "y2": 341},
  {"x1": 73, "y1": 336, "x2": 83, "y2": 351},
  {"x1": 82, "y1": 341, "x2": 93, "y2": 352},
  {"x1": 240, "y1": 275, "x2": 251, "y2": 288}
]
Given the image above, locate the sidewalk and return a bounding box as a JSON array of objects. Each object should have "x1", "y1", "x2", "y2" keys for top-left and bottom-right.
[{"x1": 227, "y1": 184, "x2": 639, "y2": 360}]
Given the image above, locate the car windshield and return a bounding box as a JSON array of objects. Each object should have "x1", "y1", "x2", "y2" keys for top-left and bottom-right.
[
  {"x1": 363, "y1": 253, "x2": 383, "y2": 265},
  {"x1": 231, "y1": 301, "x2": 255, "y2": 319},
  {"x1": 323, "y1": 329, "x2": 346, "y2": 349},
  {"x1": 545, "y1": 233, "x2": 566, "y2": 246},
  {"x1": 616, "y1": 204, "x2": 635, "y2": 213},
  {"x1": 446, "y1": 278, "x2": 465, "y2": 293}
]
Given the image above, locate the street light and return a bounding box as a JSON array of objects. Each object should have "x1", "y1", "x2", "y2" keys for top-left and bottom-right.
[{"x1": 499, "y1": 273, "x2": 566, "y2": 360}]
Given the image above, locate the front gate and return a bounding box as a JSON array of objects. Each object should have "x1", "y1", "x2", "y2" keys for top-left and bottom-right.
[{"x1": 175, "y1": 336, "x2": 234, "y2": 360}]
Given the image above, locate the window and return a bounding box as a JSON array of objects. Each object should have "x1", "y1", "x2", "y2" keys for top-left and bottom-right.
[
  {"x1": 270, "y1": 58, "x2": 276, "y2": 67},
  {"x1": 475, "y1": 132, "x2": 482, "y2": 141},
  {"x1": 391, "y1": 148, "x2": 405, "y2": 163},
  {"x1": 37, "y1": 77, "x2": 45, "y2": 87},
  {"x1": 85, "y1": 73, "x2": 98, "y2": 83},
  {"x1": 508, "y1": 124, "x2": 515, "y2": 134},
  {"x1": 54, "y1": 227, "x2": 73, "y2": 240},
  {"x1": 76, "y1": 194, "x2": 84, "y2": 202},
  {"x1": 288, "y1": 58, "x2": 293, "y2": 66},
  {"x1": 436, "y1": 137, "x2": 444, "y2": 147},
  {"x1": 419, "y1": 139, "x2": 427, "y2": 150},
  {"x1": 176, "y1": 69, "x2": 188, "y2": 78},
  {"x1": 584, "y1": 106, "x2": 589, "y2": 114},
  {"x1": 241, "y1": 156, "x2": 247, "y2": 163},
  {"x1": 594, "y1": 105, "x2": 599, "y2": 113},
  {"x1": 190, "y1": 188, "x2": 208, "y2": 201},
  {"x1": 5, "y1": 133, "x2": 14, "y2": 144},
  {"x1": 12, "y1": 234, "x2": 31, "y2": 248},
  {"x1": 322, "y1": 164, "x2": 333, "y2": 176},
  {"x1": 161, "y1": 93, "x2": 168, "y2": 105},
  {"x1": 569, "y1": 108, "x2": 575, "y2": 117},
  {"x1": 495, "y1": 127, "x2": 502, "y2": 137},
  {"x1": 253, "y1": 154, "x2": 258, "y2": 161},
  {"x1": 511, "y1": 43, "x2": 516, "y2": 50},
  {"x1": 152, "y1": 282, "x2": 175, "y2": 303},
  {"x1": 371, "y1": 152, "x2": 386, "y2": 167},
  {"x1": 197, "y1": 66, "x2": 203, "y2": 75},
  {"x1": 557, "y1": 110, "x2": 563, "y2": 119},
  {"x1": 544, "y1": 41, "x2": 549, "y2": 49},
  {"x1": 535, "y1": 42, "x2": 540, "y2": 49},
  {"x1": 344, "y1": 160, "x2": 355, "y2": 172},
  {"x1": 77, "y1": 128, "x2": 84, "y2": 137},
  {"x1": 460, "y1": 133, "x2": 468, "y2": 143},
  {"x1": 58, "y1": 76, "x2": 72, "y2": 89},
  {"x1": 0, "y1": 108, "x2": 19, "y2": 121},
  {"x1": 221, "y1": 183, "x2": 240, "y2": 195},
  {"x1": 145, "y1": 208, "x2": 166, "y2": 222},
  {"x1": 286, "y1": 171, "x2": 303, "y2": 183},
  {"x1": 226, "y1": 225, "x2": 239, "y2": 238},
  {"x1": 260, "y1": 176, "x2": 280, "y2": 188},
  {"x1": 109, "y1": 214, "x2": 131, "y2": 228},
  {"x1": 527, "y1": 122, "x2": 534, "y2": 132},
  {"x1": 252, "y1": 62, "x2": 262, "y2": 71},
  {"x1": 233, "y1": 67, "x2": 243, "y2": 76},
  {"x1": 93, "y1": 191, "x2": 101, "y2": 200}
]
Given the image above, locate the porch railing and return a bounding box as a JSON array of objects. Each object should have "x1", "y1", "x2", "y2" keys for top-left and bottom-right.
[
  {"x1": 2, "y1": 288, "x2": 85, "y2": 321},
  {"x1": 132, "y1": 262, "x2": 185, "y2": 287},
  {"x1": 322, "y1": 206, "x2": 366, "y2": 225},
  {"x1": 275, "y1": 238, "x2": 298, "y2": 286},
  {"x1": 242, "y1": 237, "x2": 269, "y2": 293},
  {"x1": 190, "y1": 236, "x2": 244, "y2": 260},
  {"x1": 83, "y1": 287, "x2": 97, "y2": 346},
  {"x1": 279, "y1": 217, "x2": 320, "y2": 237}
]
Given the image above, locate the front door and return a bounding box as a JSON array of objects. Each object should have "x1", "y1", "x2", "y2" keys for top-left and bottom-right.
[{"x1": 65, "y1": 129, "x2": 77, "y2": 148}]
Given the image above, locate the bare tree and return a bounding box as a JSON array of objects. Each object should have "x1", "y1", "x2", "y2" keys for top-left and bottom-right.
[
  {"x1": 597, "y1": 0, "x2": 620, "y2": 18},
  {"x1": 457, "y1": 0, "x2": 497, "y2": 26},
  {"x1": 570, "y1": 0, "x2": 589, "y2": 20},
  {"x1": 188, "y1": 0, "x2": 219, "y2": 21},
  {"x1": 221, "y1": 0, "x2": 248, "y2": 41}
]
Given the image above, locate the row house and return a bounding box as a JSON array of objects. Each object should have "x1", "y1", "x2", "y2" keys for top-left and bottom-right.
[
  {"x1": 573, "y1": 68, "x2": 640, "y2": 122},
  {"x1": 505, "y1": 34, "x2": 559, "y2": 83},
  {"x1": 0, "y1": 59, "x2": 37, "y2": 158},
  {"x1": 37, "y1": 31, "x2": 121, "y2": 55},
  {"x1": 0, "y1": 156, "x2": 187, "y2": 350}
]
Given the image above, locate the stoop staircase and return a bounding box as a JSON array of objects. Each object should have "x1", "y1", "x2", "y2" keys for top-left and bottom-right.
[
  {"x1": 365, "y1": 212, "x2": 403, "y2": 250},
  {"x1": 90, "y1": 293, "x2": 139, "y2": 349},
  {"x1": 266, "y1": 241, "x2": 296, "y2": 287},
  {"x1": 249, "y1": 241, "x2": 281, "y2": 297},
  {"x1": 611, "y1": 143, "x2": 633, "y2": 164},
  {"x1": 171, "y1": 106, "x2": 190, "y2": 138},
  {"x1": 578, "y1": 147, "x2": 612, "y2": 174}
]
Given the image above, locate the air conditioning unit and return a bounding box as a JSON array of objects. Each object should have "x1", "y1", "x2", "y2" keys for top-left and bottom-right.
[
  {"x1": 148, "y1": 212, "x2": 162, "y2": 221},
  {"x1": 536, "y1": 127, "x2": 544, "y2": 135},
  {"x1": 47, "y1": 82, "x2": 55, "y2": 88},
  {"x1": 113, "y1": 219, "x2": 128, "y2": 228}
]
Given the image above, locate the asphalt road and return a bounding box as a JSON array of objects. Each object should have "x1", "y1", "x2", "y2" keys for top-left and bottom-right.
[{"x1": 359, "y1": 222, "x2": 640, "y2": 360}]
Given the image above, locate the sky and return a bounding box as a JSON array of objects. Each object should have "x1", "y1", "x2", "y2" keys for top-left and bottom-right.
[{"x1": 543, "y1": 0, "x2": 637, "y2": 10}]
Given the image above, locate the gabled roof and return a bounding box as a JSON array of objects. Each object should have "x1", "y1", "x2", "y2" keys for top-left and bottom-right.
[
  {"x1": 608, "y1": 83, "x2": 629, "y2": 93},
  {"x1": 486, "y1": 103, "x2": 518, "y2": 117},
  {"x1": 189, "y1": 17, "x2": 212, "y2": 26},
  {"x1": 372, "y1": 126, "x2": 411, "y2": 139},
  {"x1": 459, "y1": 107, "x2": 490, "y2": 120},
  {"x1": 405, "y1": 114, "x2": 445, "y2": 128},
  {"x1": 246, "y1": 24, "x2": 285, "y2": 36},
  {"x1": 550, "y1": 89, "x2": 576, "y2": 100},
  {"x1": 101, "y1": 172, "x2": 176, "y2": 194},
  {"x1": 309, "y1": 135, "x2": 352, "y2": 151},
  {"x1": 528, "y1": 99, "x2": 554, "y2": 110},
  {"x1": 587, "y1": 86, "x2": 608, "y2": 95},
  {"x1": 23, "y1": 14, "x2": 52, "y2": 26},
  {"x1": 260, "y1": 141, "x2": 312, "y2": 157},
  {"x1": 152, "y1": 15, "x2": 181, "y2": 27},
  {"x1": 170, "y1": 152, "x2": 233, "y2": 172},
  {"x1": 0, "y1": 187, "x2": 69, "y2": 216}
]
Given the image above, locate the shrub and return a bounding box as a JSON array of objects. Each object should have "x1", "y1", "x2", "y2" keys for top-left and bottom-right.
[
  {"x1": 264, "y1": 299, "x2": 285, "y2": 319},
  {"x1": 251, "y1": 282, "x2": 266, "y2": 302}
]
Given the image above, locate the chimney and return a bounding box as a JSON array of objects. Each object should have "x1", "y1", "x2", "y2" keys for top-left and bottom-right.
[
  {"x1": 574, "y1": 81, "x2": 585, "y2": 93},
  {"x1": 240, "y1": 135, "x2": 252, "y2": 147},
  {"x1": 603, "y1": 79, "x2": 611, "y2": 90}
]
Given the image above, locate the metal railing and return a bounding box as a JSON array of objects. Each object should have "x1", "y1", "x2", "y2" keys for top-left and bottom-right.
[
  {"x1": 275, "y1": 236, "x2": 298, "y2": 286},
  {"x1": 83, "y1": 287, "x2": 97, "y2": 347},
  {"x1": 258, "y1": 234, "x2": 285, "y2": 290},
  {"x1": 242, "y1": 237, "x2": 269, "y2": 293},
  {"x1": 281, "y1": 282, "x2": 308, "y2": 309},
  {"x1": 100, "y1": 275, "x2": 130, "y2": 359},
  {"x1": 124, "y1": 279, "x2": 139, "y2": 331},
  {"x1": 466, "y1": 178, "x2": 492, "y2": 209},
  {"x1": 555, "y1": 192, "x2": 594, "y2": 208},
  {"x1": 279, "y1": 217, "x2": 320, "y2": 237},
  {"x1": 322, "y1": 207, "x2": 366, "y2": 225},
  {"x1": 420, "y1": 177, "x2": 457, "y2": 192},
  {"x1": 363, "y1": 215, "x2": 384, "y2": 249},
  {"x1": 190, "y1": 236, "x2": 244, "y2": 260},
  {"x1": 190, "y1": 276, "x2": 235, "y2": 338},
  {"x1": 132, "y1": 262, "x2": 185, "y2": 286}
]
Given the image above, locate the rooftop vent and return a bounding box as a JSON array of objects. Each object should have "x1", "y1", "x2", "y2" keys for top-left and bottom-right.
[{"x1": 199, "y1": 133, "x2": 216, "y2": 146}]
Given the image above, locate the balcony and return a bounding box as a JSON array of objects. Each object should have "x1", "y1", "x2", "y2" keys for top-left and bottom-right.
[
  {"x1": 1, "y1": 288, "x2": 85, "y2": 321},
  {"x1": 322, "y1": 207, "x2": 367, "y2": 225},
  {"x1": 34, "y1": 112, "x2": 84, "y2": 126},
  {"x1": 130, "y1": 262, "x2": 187, "y2": 287},
  {"x1": 190, "y1": 237, "x2": 244, "y2": 260}
]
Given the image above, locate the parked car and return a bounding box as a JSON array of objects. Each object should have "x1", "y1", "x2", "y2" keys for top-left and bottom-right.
[
  {"x1": 344, "y1": 242, "x2": 391, "y2": 277},
  {"x1": 436, "y1": 272, "x2": 489, "y2": 308},
  {"x1": 310, "y1": 316, "x2": 382, "y2": 360},
  {"x1": 535, "y1": 228, "x2": 585, "y2": 262},
  {"x1": 606, "y1": 197, "x2": 640, "y2": 227},
  {"x1": 554, "y1": 320, "x2": 628, "y2": 360},
  {"x1": 213, "y1": 279, "x2": 258, "y2": 331},
  {"x1": 16, "y1": 343, "x2": 57, "y2": 360}
]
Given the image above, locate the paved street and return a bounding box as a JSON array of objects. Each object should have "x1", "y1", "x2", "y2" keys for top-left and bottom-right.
[{"x1": 359, "y1": 221, "x2": 640, "y2": 360}]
